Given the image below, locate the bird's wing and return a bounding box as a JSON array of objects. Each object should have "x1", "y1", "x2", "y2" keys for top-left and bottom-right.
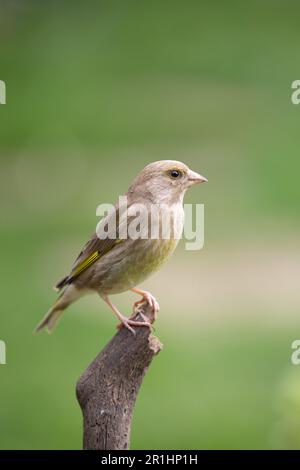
[{"x1": 55, "y1": 202, "x2": 132, "y2": 290}]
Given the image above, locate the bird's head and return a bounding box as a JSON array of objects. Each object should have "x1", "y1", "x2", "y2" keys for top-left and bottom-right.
[{"x1": 128, "y1": 160, "x2": 207, "y2": 204}]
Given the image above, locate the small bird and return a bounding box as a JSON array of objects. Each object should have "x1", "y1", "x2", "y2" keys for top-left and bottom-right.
[{"x1": 35, "y1": 160, "x2": 207, "y2": 334}]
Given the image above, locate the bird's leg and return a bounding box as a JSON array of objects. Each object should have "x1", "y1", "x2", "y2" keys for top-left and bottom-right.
[
  {"x1": 101, "y1": 294, "x2": 152, "y2": 335},
  {"x1": 130, "y1": 287, "x2": 160, "y2": 321}
]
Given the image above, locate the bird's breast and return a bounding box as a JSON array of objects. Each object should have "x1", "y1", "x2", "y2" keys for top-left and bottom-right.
[
  {"x1": 109, "y1": 237, "x2": 179, "y2": 292},
  {"x1": 85, "y1": 203, "x2": 185, "y2": 294}
]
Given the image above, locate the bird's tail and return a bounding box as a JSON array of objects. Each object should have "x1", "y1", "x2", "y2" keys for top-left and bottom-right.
[
  {"x1": 34, "y1": 285, "x2": 81, "y2": 334},
  {"x1": 34, "y1": 305, "x2": 64, "y2": 333}
]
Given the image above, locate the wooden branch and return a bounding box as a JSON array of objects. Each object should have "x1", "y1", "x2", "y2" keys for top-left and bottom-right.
[{"x1": 76, "y1": 302, "x2": 163, "y2": 450}]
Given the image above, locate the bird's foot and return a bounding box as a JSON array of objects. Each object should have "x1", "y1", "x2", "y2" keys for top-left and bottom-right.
[
  {"x1": 133, "y1": 290, "x2": 160, "y2": 321},
  {"x1": 101, "y1": 294, "x2": 152, "y2": 335},
  {"x1": 117, "y1": 316, "x2": 153, "y2": 335}
]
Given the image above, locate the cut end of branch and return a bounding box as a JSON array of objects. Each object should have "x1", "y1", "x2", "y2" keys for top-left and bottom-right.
[{"x1": 148, "y1": 335, "x2": 163, "y2": 354}]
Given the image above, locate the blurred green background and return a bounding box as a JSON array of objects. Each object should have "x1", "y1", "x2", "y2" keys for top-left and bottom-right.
[{"x1": 1, "y1": 0, "x2": 300, "y2": 449}]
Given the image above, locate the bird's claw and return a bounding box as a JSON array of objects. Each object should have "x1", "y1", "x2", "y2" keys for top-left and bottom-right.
[
  {"x1": 115, "y1": 290, "x2": 159, "y2": 334},
  {"x1": 133, "y1": 291, "x2": 160, "y2": 321},
  {"x1": 117, "y1": 317, "x2": 153, "y2": 335}
]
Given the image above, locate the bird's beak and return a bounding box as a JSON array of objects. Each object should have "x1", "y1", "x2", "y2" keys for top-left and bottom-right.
[{"x1": 187, "y1": 169, "x2": 208, "y2": 185}]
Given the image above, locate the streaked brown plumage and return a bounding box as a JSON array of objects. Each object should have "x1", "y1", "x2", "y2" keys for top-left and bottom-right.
[{"x1": 35, "y1": 160, "x2": 207, "y2": 334}]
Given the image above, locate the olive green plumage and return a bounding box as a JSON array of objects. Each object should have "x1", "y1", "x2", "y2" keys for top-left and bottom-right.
[{"x1": 35, "y1": 160, "x2": 207, "y2": 333}]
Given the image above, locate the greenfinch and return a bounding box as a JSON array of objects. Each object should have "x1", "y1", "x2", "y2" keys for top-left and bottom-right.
[{"x1": 35, "y1": 160, "x2": 207, "y2": 334}]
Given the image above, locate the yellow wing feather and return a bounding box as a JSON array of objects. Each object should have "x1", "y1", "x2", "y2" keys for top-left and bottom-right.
[
  {"x1": 68, "y1": 239, "x2": 124, "y2": 282},
  {"x1": 72, "y1": 250, "x2": 101, "y2": 278}
]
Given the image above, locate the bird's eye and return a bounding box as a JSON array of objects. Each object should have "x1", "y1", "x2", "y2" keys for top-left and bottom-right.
[{"x1": 170, "y1": 169, "x2": 182, "y2": 179}]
